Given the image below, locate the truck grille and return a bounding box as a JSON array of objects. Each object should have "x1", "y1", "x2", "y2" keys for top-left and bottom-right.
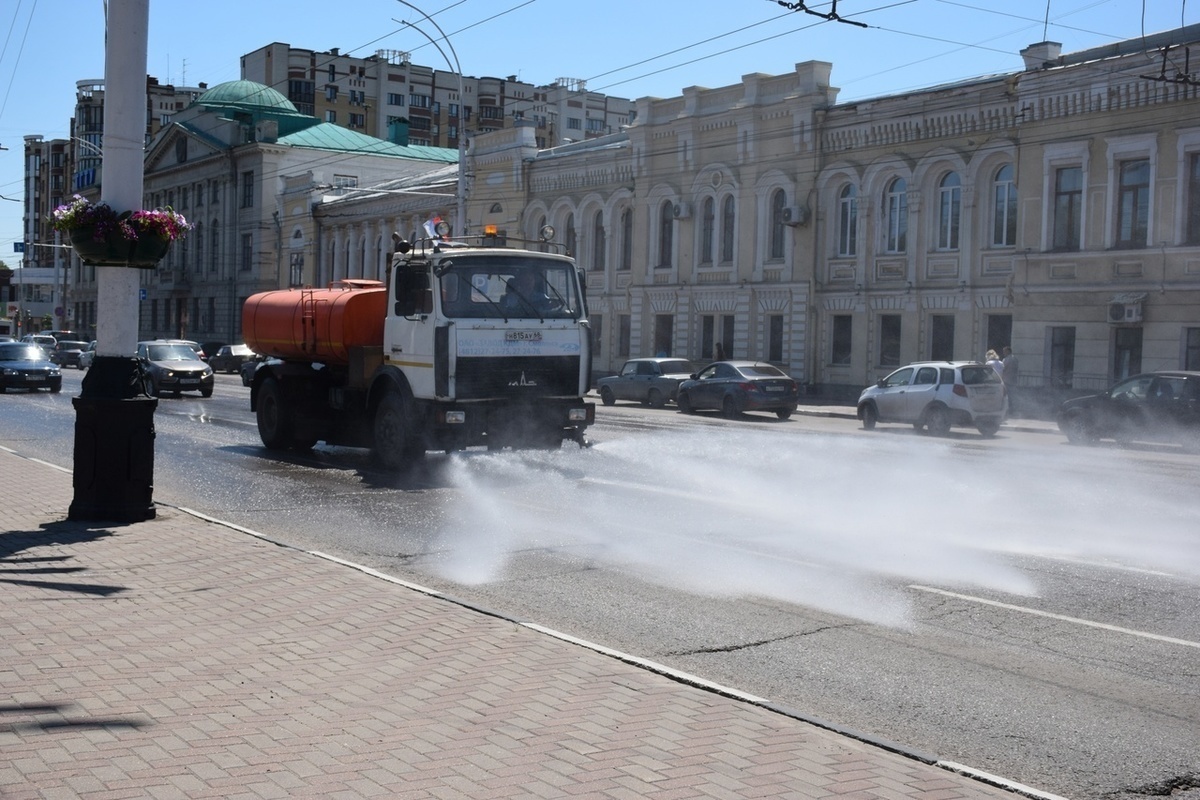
[{"x1": 455, "y1": 356, "x2": 580, "y2": 399}]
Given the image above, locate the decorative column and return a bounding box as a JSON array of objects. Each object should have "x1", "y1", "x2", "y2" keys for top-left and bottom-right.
[{"x1": 69, "y1": 0, "x2": 157, "y2": 523}]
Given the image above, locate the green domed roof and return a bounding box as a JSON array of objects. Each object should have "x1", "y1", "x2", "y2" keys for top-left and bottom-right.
[{"x1": 196, "y1": 80, "x2": 298, "y2": 114}]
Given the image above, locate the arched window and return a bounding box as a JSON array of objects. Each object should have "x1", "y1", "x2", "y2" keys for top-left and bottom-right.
[
  {"x1": 992, "y1": 164, "x2": 1016, "y2": 247},
  {"x1": 591, "y1": 210, "x2": 605, "y2": 271},
  {"x1": 620, "y1": 208, "x2": 632, "y2": 271},
  {"x1": 769, "y1": 189, "x2": 787, "y2": 260},
  {"x1": 720, "y1": 195, "x2": 735, "y2": 263},
  {"x1": 657, "y1": 201, "x2": 674, "y2": 268},
  {"x1": 936, "y1": 172, "x2": 961, "y2": 250},
  {"x1": 193, "y1": 222, "x2": 203, "y2": 272},
  {"x1": 884, "y1": 177, "x2": 907, "y2": 253},
  {"x1": 565, "y1": 213, "x2": 577, "y2": 257},
  {"x1": 701, "y1": 197, "x2": 715, "y2": 264},
  {"x1": 838, "y1": 184, "x2": 858, "y2": 257}
]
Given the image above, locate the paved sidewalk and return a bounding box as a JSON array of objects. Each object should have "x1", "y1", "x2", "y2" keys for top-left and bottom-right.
[{"x1": 1, "y1": 448, "x2": 1043, "y2": 799}]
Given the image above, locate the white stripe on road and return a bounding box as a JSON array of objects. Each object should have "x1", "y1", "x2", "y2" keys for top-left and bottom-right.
[{"x1": 910, "y1": 585, "x2": 1200, "y2": 649}]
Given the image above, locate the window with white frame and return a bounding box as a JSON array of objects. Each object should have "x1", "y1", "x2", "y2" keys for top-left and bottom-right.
[
  {"x1": 992, "y1": 164, "x2": 1016, "y2": 247},
  {"x1": 1115, "y1": 158, "x2": 1150, "y2": 249},
  {"x1": 936, "y1": 172, "x2": 961, "y2": 250},
  {"x1": 657, "y1": 201, "x2": 674, "y2": 268},
  {"x1": 838, "y1": 184, "x2": 857, "y2": 257},
  {"x1": 591, "y1": 211, "x2": 605, "y2": 271},
  {"x1": 700, "y1": 197, "x2": 715, "y2": 264},
  {"x1": 720, "y1": 196, "x2": 735, "y2": 263},
  {"x1": 1052, "y1": 166, "x2": 1083, "y2": 251},
  {"x1": 620, "y1": 208, "x2": 632, "y2": 271},
  {"x1": 1188, "y1": 153, "x2": 1200, "y2": 245},
  {"x1": 769, "y1": 189, "x2": 786, "y2": 260},
  {"x1": 884, "y1": 177, "x2": 907, "y2": 253}
]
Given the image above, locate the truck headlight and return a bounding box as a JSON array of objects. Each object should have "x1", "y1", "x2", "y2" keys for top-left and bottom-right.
[
  {"x1": 444, "y1": 410, "x2": 466, "y2": 424},
  {"x1": 568, "y1": 408, "x2": 589, "y2": 422}
]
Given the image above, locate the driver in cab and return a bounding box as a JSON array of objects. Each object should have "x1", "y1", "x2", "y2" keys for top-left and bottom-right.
[{"x1": 501, "y1": 271, "x2": 558, "y2": 315}]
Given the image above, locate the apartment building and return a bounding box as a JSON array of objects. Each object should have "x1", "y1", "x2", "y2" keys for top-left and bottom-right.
[{"x1": 241, "y1": 43, "x2": 636, "y2": 151}]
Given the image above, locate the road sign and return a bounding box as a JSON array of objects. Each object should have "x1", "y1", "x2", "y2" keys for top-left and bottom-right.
[{"x1": 139, "y1": 288, "x2": 147, "y2": 300}]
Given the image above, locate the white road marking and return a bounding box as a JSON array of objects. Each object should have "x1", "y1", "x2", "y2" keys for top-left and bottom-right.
[{"x1": 911, "y1": 585, "x2": 1200, "y2": 649}]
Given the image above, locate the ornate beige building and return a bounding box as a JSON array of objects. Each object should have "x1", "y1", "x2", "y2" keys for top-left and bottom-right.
[{"x1": 465, "y1": 24, "x2": 1200, "y2": 405}]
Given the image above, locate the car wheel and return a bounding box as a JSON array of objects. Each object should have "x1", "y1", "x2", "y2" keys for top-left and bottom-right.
[
  {"x1": 775, "y1": 408, "x2": 793, "y2": 420},
  {"x1": 924, "y1": 405, "x2": 952, "y2": 435},
  {"x1": 256, "y1": 375, "x2": 294, "y2": 450},
  {"x1": 600, "y1": 386, "x2": 616, "y2": 406},
  {"x1": 200, "y1": 386, "x2": 213, "y2": 398},
  {"x1": 976, "y1": 419, "x2": 1001, "y2": 437},
  {"x1": 648, "y1": 388, "x2": 665, "y2": 409},
  {"x1": 1060, "y1": 413, "x2": 1094, "y2": 445},
  {"x1": 721, "y1": 395, "x2": 739, "y2": 419},
  {"x1": 50, "y1": 384, "x2": 62, "y2": 394},
  {"x1": 677, "y1": 392, "x2": 693, "y2": 414},
  {"x1": 860, "y1": 404, "x2": 878, "y2": 431}
]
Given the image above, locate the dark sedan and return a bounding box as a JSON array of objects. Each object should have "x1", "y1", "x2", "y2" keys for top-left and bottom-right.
[
  {"x1": 0, "y1": 342, "x2": 63, "y2": 393},
  {"x1": 209, "y1": 344, "x2": 256, "y2": 374},
  {"x1": 1057, "y1": 370, "x2": 1200, "y2": 446},
  {"x1": 49, "y1": 339, "x2": 90, "y2": 368},
  {"x1": 676, "y1": 360, "x2": 799, "y2": 419}
]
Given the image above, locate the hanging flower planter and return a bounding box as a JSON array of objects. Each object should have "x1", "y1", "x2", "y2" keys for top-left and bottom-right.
[
  {"x1": 69, "y1": 226, "x2": 171, "y2": 268},
  {"x1": 50, "y1": 194, "x2": 192, "y2": 270}
]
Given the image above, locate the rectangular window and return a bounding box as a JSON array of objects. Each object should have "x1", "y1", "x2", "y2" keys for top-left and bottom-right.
[
  {"x1": 618, "y1": 315, "x2": 631, "y2": 359},
  {"x1": 1050, "y1": 326, "x2": 1076, "y2": 388},
  {"x1": 936, "y1": 179, "x2": 961, "y2": 251},
  {"x1": 325, "y1": 110, "x2": 337, "y2": 123},
  {"x1": 879, "y1": 314, "x2": 901, "y2": 367},
  {"x1": 567, "y1": 117, "x2": 582, "y2": 130},
  {"x1": 1188, "y1": 154, "x2": 1200, "y2": 245},
  {"x1": 325, "y1": 85, "x2": 338, "y2": 102},
  {"x1": 1113, "y1": 327, "x2": 1143, "y2": 381},
  {"x1": 721, "y1": 315, "x2": 735, "y2": 359},
  {"x1": 1052, "y1": 166, "x2": 1082, "y2": 251},
  {"x1": 586, "y1": 118, "x2": 604, "y2": 133},
  {"x1": 654, "y1": 315, "x2": 674, "y2": 357},
  {"x1": 930, "y1": 314, "x2": 955, "y2": 361},
  {"x1": 349, "y1": 113, "x2": 365, "y2": 128},
  {"x1": 1116, "y1": 158, "x2": 1149, "y2": 249},
  {"x1": 1186, "y1": 328, "x2": 1200, "y2": 370},
  {"x1": 701, "y1": 315, "x2": 715, "y2": 360},
  {"x1": 449, "y1": 103, "x2": 459, "y2": 117},
  {"x1": 409, "y1": 94, "x2": 430, "y2": 108},
  {"x1": 592, "y1": 314, "x2": 603, "y2": 359},
  {"x1": 240, "y1": 171, "x2": 254, "y2": 208},
  {"x1": 210, "y1": 180, "x2": 219, "y2": 204},
  {"x1": 992, "y1": 166, "x2": 1016, "y2": 246},
  {"x1": 240, "y1": 233, "x2": 253, "y2": 272},
  {"x1": 387, "y1": 93, "x2": 405, "y2": 106},
  {"x1": 767, "y1": 315, "x2": 784, "y2": 362},
  {"x1": 838, "y1": 190, "x2": 857, "y2": 257},
  {"x1": 831, "y1": 315, "x2": 852, "y2": 366}
]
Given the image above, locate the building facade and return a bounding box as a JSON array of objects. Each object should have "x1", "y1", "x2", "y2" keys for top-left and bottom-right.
[{"x1": 464, "y1": 25, "x2": 1200, "y2": 406}]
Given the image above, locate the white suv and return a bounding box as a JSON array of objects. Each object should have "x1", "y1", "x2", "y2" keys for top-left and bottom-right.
[{"x1": 857, "y1": 361, "x2": 1008, "y2": 437}]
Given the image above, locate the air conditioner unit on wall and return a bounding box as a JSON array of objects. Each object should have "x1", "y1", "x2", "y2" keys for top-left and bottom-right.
[
  {"x1": 672, "y1": 202, "x2": 692, "y2": 219},
  {"x1": 1108, "y1": 301, "x2": 1143, "y2": 323},
  {"x1": 782, "y1": 205, "x2": 810, "y2": 226}
]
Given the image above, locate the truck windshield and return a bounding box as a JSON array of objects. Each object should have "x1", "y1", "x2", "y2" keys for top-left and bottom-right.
[{"x1": 438, "y1": 255, "x2": 582, "y2": 320}]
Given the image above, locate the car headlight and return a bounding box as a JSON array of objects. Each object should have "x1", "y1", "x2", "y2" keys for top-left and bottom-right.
[{"x1": 2, "y1": 368, "x2": 15, "y2": 376}]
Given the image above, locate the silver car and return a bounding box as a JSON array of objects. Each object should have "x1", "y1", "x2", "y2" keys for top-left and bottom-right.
[
  {"x1": 857, "y1": 361, "x2": 1007, "y2": 436},
  {"x1": 596, "y1": 357, "x2": 697, "y2": 408}
]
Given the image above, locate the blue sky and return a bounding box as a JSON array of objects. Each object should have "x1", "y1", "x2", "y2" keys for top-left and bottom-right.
[{"x1": 1, "y1": 0, "x2": 1195, "y2": 268}]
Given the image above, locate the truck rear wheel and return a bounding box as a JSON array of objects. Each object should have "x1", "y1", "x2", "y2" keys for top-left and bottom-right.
[
  {"x1": 372, "y1": 390, "x2": 424, "y2": 469},
  {"x1": 256, "y1": 375, "x2": 294, "y2": 450}
]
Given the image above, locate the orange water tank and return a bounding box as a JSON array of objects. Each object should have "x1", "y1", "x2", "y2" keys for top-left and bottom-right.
[{"x1": 242, "y1": 280, "x2": 387, "y2": 365}]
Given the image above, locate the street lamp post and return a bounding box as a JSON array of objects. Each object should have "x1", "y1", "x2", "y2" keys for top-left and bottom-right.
[
  {"x1": 394, "y1": 2, "x2": 467, "y2": 234},
  {"x1": 68, "y1": 0, "x2": 157, "y2": 523}
]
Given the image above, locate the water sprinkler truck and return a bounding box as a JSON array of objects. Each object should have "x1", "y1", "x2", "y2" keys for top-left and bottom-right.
[{"x1": 242, "y1": 223, "x2": 594, "y2": 468}]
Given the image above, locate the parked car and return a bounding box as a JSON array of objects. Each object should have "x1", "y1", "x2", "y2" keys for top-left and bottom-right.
[
  {"x1": 77, "y1": 340, "x2": 98, "y2": 369},
  {"x1": 857, "y1": 361, "x2": 1007, "y2": 436},
  {"x1": 596, "y1": 357, "x2": 697, "y2": 408},
  {"x1": 136, "y1": 340, "x2": 214, "y2": 397},
  {"x1": 154, "y1": 338, "x2": 206, "y2": 361},
  {"x1": 209, "y1": 343, "x2": 256, "y2": 374},
  {"x1": 0, "y1": 342, "x2": 63, "y2": 393},
  {"x1": 676, "y1": 361, "x2": 799, "y2": 419},
  {"x1": 1057, "y1": 371, "x2": 1200, "y2": 446},
  {"x1": 20, "y1": 334, "x2": 57, "y2": 354},
  {"x1": 49, "y1": 339, "x2": 89, "y2": 368}
]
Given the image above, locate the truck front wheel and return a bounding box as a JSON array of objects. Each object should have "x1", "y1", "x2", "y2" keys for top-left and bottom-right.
[{"x1": 372, "y1": 390, "x2": 424, "y2": 469}]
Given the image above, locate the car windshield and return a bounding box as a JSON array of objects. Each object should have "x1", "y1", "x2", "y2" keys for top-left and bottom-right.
[
  {"x1": 147, "y1": 344, "x2": 200, "y2": 361},
  {"x1": 961, "y1": 365, "x2": 1002, "y2": 385},
  {"x1": 659, "y1": 360, "x2": 695, "y2": 374},
  {"x1": 437, "y1": 254, "x2": 582, "y2": 320},
  {"x1": 738, "y1": 364, "x2": 787, "y2": 377},
  {"x1": 57, "y1": 341, "x2": 88, "y2": 350},
  {"x1": 0, "y1": 344, "x2": 45, "y2": 361}
]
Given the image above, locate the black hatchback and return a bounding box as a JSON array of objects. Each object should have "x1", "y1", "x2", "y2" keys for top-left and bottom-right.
[{"x1": 1057, "y1": 371, "x2": 1200, "y2": 446}]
